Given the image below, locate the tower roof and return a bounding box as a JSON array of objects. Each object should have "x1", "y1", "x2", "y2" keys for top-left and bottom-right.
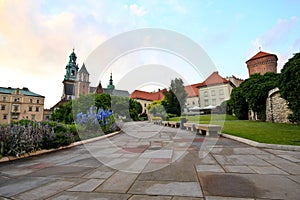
[
  {"x1": 246, "y1": 51, "x2": 278, "y2": 63},
  {"x1": 79, "y1": 63, "x2": 89, "y2": 74}
]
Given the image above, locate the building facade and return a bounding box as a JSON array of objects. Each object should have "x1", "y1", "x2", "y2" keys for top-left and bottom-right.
[
  {"x1": 0, "y1": 87, "x2": 45, "y2": 124},
  {"x1": 198, "y1": 72, "x2": 235, "y2": 108},
  {"x1": 130, "y1": 89, "x2": 166, "y2": 114},
  {"x1": 246, "y1": 51, "x2": 278, "y2": 76}
]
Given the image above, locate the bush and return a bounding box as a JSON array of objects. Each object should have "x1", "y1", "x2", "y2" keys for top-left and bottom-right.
[{"x1": 0, "y1": 120, "x2": 78, "y2": 157}]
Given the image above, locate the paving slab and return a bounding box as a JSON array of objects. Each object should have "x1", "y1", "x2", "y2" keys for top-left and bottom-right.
[
  {"x1": 67, "y1": 178, "x2": 105, "y2": 192},
  {"x1": 199, "y1": 172, "x2": 300, "y2": 199},
  {"x1": 196, "y1": 164, "x2": 225, "y2": 173},
  {"x1": 14, "y1": 179, "x2": 78, "y2": 200},
  {"x1": 27, "y1": 165, "x2": 94, "y2": 178},
  {"x1": 129, "y1": 181, "x2": 203, "y2": 197},
  {"x1": 223, "y1": 165, "x2": 255, "y2": 174},
  {"x1": 128, "y1": 194, "x2": 172, "y2": 200},
  {"x1": 0, "y1": 177, "x2": 54, "y2": 197},
  {"x1": 47, "y1": 191, "x2": 131, "y2": 200},
  {"x1": 95, "y1": 171, "x2": 138, "y2": 193}
]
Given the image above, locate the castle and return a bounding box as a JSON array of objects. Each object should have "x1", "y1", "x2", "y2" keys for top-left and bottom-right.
[{"x1": 52, "y1": 49, "x2": 129, "y2": 109}]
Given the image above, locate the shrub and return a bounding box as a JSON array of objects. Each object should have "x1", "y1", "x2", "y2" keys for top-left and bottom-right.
[{"x1": 0, "y1": 120, "x2": 78, "y2": 157}]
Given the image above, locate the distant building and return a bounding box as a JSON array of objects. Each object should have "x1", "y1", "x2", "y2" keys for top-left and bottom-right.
[
  {"x1": 246, "y1": 51, "x2": 278, "y2": 76},
  {"x1": 130, "y1": 89, "x2": 166, "y2": 113},
  {"x1": 197, "y1": 72, "x2": 236, "y2": 108},
  {"x1": 52, "y1": 49, "x2": 129, "y2": 110},
  {"x1": 0, "y1": 87, "x2": 45, "y2": 124},
  {"x1": 185, "y1": 83, "x2": 201, "y2": 109}
]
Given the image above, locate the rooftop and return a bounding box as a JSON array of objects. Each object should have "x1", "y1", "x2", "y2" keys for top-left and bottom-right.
[
  {"x1": 246, "y1": 51, "x2": 278, "y2": 63},
  {"x1": 130, "y1": 89, "x2": 166, "y2": 101},
  {"x1": 0, "y1": 87, "x2": 44, "y2": 97},
  {"x1": 197, "y1": 71, "x2": 230, "y2": 87}
]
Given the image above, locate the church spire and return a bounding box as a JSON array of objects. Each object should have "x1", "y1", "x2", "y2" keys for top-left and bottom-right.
[
  {"x1": 107, "y1": 72, "x2": 115, "y2": 90},
  {"x1": 64, "y1": 49, "x2": 79, "y2": 81}
]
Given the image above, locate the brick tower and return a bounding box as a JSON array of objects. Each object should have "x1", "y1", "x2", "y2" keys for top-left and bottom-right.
[{"x1": 246, "y1": 51, "x2": 278, "y2": 77}]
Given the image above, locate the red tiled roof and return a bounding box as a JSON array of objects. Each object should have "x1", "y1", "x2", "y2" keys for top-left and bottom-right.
[
  {"x1": 130, "y1": 89, "x2": 166, "y2": 101},
  {"x1": 198, "y1": 72, "x2": 229, "y2": 87},
  {"x1": 246, "y1": 51, "x2": 277, "y2": 63},
  {"x1": 184, "y1": 83, "x2": 201, "y2": 97}
]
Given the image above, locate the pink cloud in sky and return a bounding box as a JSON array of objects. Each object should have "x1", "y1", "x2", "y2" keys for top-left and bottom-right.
[{"x1": 0, "y1": 1, "x2": 106, "y2": 108}]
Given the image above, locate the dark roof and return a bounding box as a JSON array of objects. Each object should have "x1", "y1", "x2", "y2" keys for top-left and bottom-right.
[
  {"x1": 0, "y1": 87, "x2": 44, "y2": 97},
  {"x1": 79, "y1": 63, "x2": 89, "y2": 74},
  {"x1": 64, "y1": 84, "x2": 75, "y2": 95},
  {"x1": 103, "y1": 89, "x2": 129, "y2": 97},
  {"x1": 246, "y1": 51, "x2": 278, "y2": 63}
]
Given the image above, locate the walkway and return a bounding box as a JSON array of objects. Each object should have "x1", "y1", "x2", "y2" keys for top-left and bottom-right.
[{"x1": 0, "y1": 121, "x2": 299, "y2": 199}]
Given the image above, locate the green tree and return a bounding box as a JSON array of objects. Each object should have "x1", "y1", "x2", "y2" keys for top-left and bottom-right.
[
  {"x1": 279, "y1": 52, "x2": 300, "y2": 124},
  {"x1": 163, "y1": 78, "x2": 187, "y2": 116},
  {"x1": 241, "y1": 73, "x2": 278, "y2": 121},
  {"x1": 129, "y1": 98, "x2": 143, "y2": 121},
  {"x1": 50, "y1": 101, "x2": 73, "y2": 124},
  {"x1": 229, "y1": 87, "x2": 248, "y2": 119}
]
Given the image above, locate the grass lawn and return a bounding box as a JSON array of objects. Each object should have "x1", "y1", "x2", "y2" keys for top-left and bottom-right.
[{"x1": 169, "y1": 114, "x2": 300, "y2": 146}]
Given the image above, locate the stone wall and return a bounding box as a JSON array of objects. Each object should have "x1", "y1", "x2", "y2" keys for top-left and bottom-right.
[{"x1": 266, "y1": 88, "x2": 292, "y2": 123}]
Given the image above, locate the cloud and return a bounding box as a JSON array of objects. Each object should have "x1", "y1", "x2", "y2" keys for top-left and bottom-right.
[
  {"x1": 128, "y1": 4, "x2": 147, "y2": 17},
  {"x1": 0, "y1": 0, "x2": 107, "y2": 108},
  {"x1": 248, "y1": 17, "x2": 299, "y2": 71},
  {"x1": 250, "y1": 17, "x2": 298, "y2": 52}
]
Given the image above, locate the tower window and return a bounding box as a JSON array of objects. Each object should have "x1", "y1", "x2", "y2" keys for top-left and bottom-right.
[
  {"x1": 71, "y1": 70, "x2": 75, "y2": 76},
  {"x1": 1, "y1": 105, "x2": 5, "y2": 110}
]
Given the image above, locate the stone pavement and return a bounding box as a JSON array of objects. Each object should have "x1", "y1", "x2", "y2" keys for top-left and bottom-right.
[{"x1": 0, "y1": 121, "x2": 299, "y2": 200}]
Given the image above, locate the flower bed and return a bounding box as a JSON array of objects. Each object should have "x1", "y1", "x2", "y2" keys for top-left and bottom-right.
[{"x1": 0, "y1": 119, "x2": 78, "y2": 157}]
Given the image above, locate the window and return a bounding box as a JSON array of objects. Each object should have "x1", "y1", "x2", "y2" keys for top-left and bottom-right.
[
  {"x1": 219, "y1": 89, "x2": 224, "y2": 95},
  {"x1": 212, "y1": 99, "x2": 216, "y2": 106},
  {"x1": 144, "y1": 103, "x2": 146, "y2": 107},
  {"x1": 3, "y1": 114, "x2": 7, "y2": 120},
  {"x1": 71, "y1": 70, "x2": 75, "y2": 76},
  {"x1": 211, "y1": 90, "x2": 215, "y2": 96},
  {"x1": 36, "y1": 107, "x2": 39, "y2": 112},
  {"x1": 37, "y1": 99, "x2": 40, "y2": 104},
  {"x1": 30, "y1": 99, "x2": 33, "y2": 103},
  {"x1": 204, "y1": 99, "x2": 209, "y2": 107},
  {"x1": 2, "y1": 96, "x2": 6, "y2": 101},
  {"x1": 12, "y1": 115, "x2": 18, "y2": 119},
  {"x1": 1, "y1": 105, "x2": 5, "y2": 110},
  {"x1": 13, "y1": 105, "x2": 19, "y2": 111},
  {"x1": 204, "y1": 91, "x2": 208, "y2": 97},
  {"x1": 31, "y1": 114, "x2": 35, "y2": 120},
  {"x1": 29, "y1": 106, "x2": 32, "y2": 112}
]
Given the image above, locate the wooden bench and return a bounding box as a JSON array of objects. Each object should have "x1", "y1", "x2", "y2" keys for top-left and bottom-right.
[
  {"x1": 168, "y1": 121, "x2": 180, "y2": 128},
  {"x1": 183, "y1": 123, "x2": 195, "y2": 131},
  {"x1": 194, "y1": 124, "x2": 222, "y2": 136},
  {"x1": 153, "y1": 120, "x2": 162, "y2": 125}
]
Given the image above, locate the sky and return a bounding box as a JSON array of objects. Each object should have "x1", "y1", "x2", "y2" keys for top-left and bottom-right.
[{"x1": 0, "y1": 0, "x2": 299, "y2": 108}]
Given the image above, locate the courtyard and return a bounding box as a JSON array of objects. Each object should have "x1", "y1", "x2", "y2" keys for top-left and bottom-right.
[{"x1": 0, "y1": 121, "x2": 299, "y2": 200}]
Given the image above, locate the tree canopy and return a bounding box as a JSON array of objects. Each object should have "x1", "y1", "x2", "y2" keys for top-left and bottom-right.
[
  {"x1": 162, "y1": 78, "x2": 187, "y2": 116},
  {"x1": 229, "y1": 72, "x2": 278, "y2": 121},
  {"x1": 278, "y1": 52, "x2": 300, "y2": 124}
]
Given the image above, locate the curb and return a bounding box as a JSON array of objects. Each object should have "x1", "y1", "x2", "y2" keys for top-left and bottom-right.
[
  {"x1": 0, "y1": 130, "x2": 122, "y2": 163},
  {"x1": 221, "y1": 133, "x2": 300, "y2": 151}
]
